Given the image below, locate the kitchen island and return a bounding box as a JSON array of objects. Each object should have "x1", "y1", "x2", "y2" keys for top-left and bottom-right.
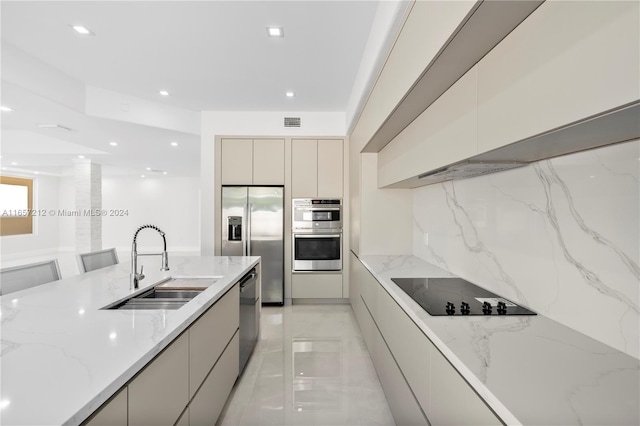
[
  {"x1": 354, "y1": 254, "x2": 639, "y2": 426},
  {"x1": 0, "y1": 255, "x2": 260, "y2": 426}
]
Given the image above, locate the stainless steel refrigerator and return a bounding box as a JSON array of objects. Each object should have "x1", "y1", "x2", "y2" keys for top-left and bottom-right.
[{"x1": 221, "y1": 186, "x2": 284, "y2": 305}]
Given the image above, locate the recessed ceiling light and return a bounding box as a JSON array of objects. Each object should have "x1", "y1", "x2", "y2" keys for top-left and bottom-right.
[
  {"x1": 141, "y1": 174, "x2": 146, "y2": 178},
  {"x1": 71, "y1": 25, "x2": 94, "y2": 36},
  {"x1": 170, "y1": 142, "x2": 178, "y2": 147},
  {"x1": 159, "y1": 90, "x2": 170, "y2": 96},
  {"x1": 10, "y1": 162, "x2": 18, "y2": 166},
  {"x1": 109, "y1": 141, "x2": 118, "y2": 146},
  {"x1": 1, "y1": 106, "x2": 14, "y2": 112},
  {"x1": 163, "y1": 172, "x2": 168, "y2": 175},
  {"x1": 267, "y1": 27, "x2": 284, "y2": 37},
  {"x1": 286, "y1": 91, "x2": 295, "y2": 98},
  {"x1": 34, "y1": 171, "x2": 39, "y2": 175},
  {"x1": 78, "y1": 155, "x2": 85, "y2": 159}
]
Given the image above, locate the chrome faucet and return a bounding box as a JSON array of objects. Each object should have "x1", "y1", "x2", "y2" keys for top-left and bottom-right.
[{"x1": 130, "y1": 224, "x2": 170, "y2": 290}]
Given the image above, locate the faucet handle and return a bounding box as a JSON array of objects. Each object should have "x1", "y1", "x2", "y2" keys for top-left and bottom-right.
[{"x1": 139, "y1": 265, "x2": 145, "y2": 280}]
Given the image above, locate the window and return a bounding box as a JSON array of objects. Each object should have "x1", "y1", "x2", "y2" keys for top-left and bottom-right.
[{"x1": 0, "y1": 176, "x2": 34, "y2": 236}]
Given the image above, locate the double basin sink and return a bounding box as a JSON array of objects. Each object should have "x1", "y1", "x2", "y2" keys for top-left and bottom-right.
[{"x1": 103, "y1": 277, "x2": 221, "y2": 310}]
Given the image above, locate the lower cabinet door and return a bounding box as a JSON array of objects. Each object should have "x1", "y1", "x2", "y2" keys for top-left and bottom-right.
[
  {"x1": 429, "y1": 345, "x2": 501, "y2": 426},
  {"x1": 291, "y1": 273, "x2": 342, "y2": 298},
  {"x1": 189, "y1": 332, "x2": 240, "y2": 426},
  {"x1": 366, "y1": 304, "x2": 429, "y2": 426},
  {"x1": 176, "y1": 408, "x2": 189, "y2": 426},
  {"x1": 128, "y1": 332, "x2": 189, "y2": 426},
  {"x1": 85, "y1": 388, "x2": 127, "y2": 426}
]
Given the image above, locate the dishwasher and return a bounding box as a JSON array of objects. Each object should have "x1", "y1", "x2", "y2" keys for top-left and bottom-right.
[{"x1": 239, "y1": 267, "x2": 259, "y2": 373}]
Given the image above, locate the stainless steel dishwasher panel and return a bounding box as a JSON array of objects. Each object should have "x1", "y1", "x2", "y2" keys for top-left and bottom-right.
[{"x1": 239, "y1": 268, "x2": 259, "y2": 373}]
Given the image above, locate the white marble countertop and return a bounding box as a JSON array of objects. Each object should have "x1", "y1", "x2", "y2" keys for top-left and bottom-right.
[
  {"x1": 0, "y1": 255, "x2": 260, "y2": 426},
  {"x1": 358, "y1": 254, "x2": 639, "y2": 426}
]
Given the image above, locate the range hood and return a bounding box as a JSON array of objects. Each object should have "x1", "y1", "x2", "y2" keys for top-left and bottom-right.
[{"x1": 418, "y1": 161, "x2": 527, "y2": 185}]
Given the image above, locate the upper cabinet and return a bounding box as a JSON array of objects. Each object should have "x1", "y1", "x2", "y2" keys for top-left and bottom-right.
[
  {"x1": 221, "y1": 138, "x2": 285, "y2": 185},
  {"x1": 291, "y1": 139, "x2": 318, "y2": 197},
  {"x1": 375, "y1": 0, "x2": 640, "y2": 188},
  {"x1": 292, "y1": 139, "x2": 343, "y2": 198},
  {"x1": 476, "y1": 0, "x2": 639, "y2": 153},
  {"x1": 378, "y1": 66, "x2": 478, "y2": 188}
]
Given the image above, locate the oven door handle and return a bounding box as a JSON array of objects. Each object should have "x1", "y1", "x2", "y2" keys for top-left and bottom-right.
[
  {"x1": 294, "y1": 234, "x2": 341, "y2": 238},
  {"x1": 295, "y1": 207, "x2": 341, "y2": 211}
]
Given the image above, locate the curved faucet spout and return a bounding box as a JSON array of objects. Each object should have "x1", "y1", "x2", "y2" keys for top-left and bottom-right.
[{"x1": 130, "y1": 224, "x2": 170, "y2": 290}]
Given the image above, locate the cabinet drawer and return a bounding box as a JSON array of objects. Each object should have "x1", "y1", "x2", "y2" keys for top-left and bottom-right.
[
  {"x1": 189, "y1": 284, "x2": 239, "y2": 398},
  {"x1": 430, "y1": 345, "x2": 501, "y2": 426},
  {"x1": 128, "y1": 332, "x2": 189, "y2": 426},
  {"x1": 373, "y1": 311, "x2": 429, "y2": 426},
  {"x1": 291, "y1": 273, "x2": 342, "y2": 298},
  {"x1": 84, "y1": 388, "x2": 127, "y2": 426},
  {"x1": 376, "y1": 284, "x2": 431, "y2": 414},
  {"x1": 189, "y1": 332, "x2": 240, "y2": 426}
]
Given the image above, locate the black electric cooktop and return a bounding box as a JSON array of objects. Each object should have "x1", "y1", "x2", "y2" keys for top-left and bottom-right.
[{"x1": 391, "y1": 277, "x2": 536, "y2": 316}]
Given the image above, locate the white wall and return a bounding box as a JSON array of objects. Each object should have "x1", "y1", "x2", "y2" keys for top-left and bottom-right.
[
  {"x1": 102, "y1": 176, "x2": 201, "y2": 259},
  {"x1": 412, "y1": 140, "x2": 640, "y2": 358},
  {"x1": 1, "y1": 174, "x2": 201, "y2": 279}
]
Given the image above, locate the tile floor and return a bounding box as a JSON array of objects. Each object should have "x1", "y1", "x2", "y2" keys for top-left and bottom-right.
[{"x1": 218, "y1": 304, "x2": 396, "y2": 426}]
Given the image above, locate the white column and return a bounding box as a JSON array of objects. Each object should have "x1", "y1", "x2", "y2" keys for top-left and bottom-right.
[{"x1": 74, "y1": 159, "x2": 102, "y2": 253}]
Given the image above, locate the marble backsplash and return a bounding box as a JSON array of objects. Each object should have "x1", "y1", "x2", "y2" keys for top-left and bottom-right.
[{"x1": 413, "y1": 140, "x2": 639, "y2": 358}]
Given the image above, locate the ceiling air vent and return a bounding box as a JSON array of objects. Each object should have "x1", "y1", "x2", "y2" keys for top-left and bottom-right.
[{"x1": 284, "y1": 117, "x2": 301, "y2": 128}]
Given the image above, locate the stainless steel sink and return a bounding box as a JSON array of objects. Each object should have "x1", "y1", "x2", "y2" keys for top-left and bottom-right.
[
  {"x1": 102, "y1": 280, "x2": 208, "y2": 310},
  {"x1": 139, "y1": 289, "x2": 204, "y2": 299},
  {"x1": 112, "y1": 300, "x2": 188, "y2": 310}
]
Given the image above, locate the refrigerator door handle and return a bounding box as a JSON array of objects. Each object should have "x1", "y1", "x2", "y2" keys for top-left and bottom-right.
[
  {"x1": 242, "y1": 203, "x2": 248, "y2": 256},
  {"x1": 247, "y1": 203, "x2": 252, "y2": 256}
]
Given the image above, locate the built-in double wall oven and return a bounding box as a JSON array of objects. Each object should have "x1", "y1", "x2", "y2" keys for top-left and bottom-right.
[{"x1": 292, "y1": 198, "x2": 342, "y2": 272}]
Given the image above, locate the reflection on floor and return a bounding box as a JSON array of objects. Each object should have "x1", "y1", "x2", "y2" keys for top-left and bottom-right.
[{"x1": 218, "y1": 304, "x2": 395, "y2": 426}]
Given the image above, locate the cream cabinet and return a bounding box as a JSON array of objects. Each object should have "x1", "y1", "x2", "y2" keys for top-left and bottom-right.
[
  {"x1": 291, "y1": 273, "x2": 342, "y2": 299},
  {"x1": 189, "y1": 285, "x2": 239, "y2": 398},
  {"x1": 253, "y1": 139, "x2": 285, "y2": 184},
  {"x1": 317, "y1": 139, "x2": 343, "y2": 197},
  {"x1": 352, "y1": 257, "x2": 502, "y2": 426},
  {"x1": 477, "y1": 1, "x2": 639, "y2": 154},
  {"x1": 176, "y1": 409, "x2": 189, "y2": 426},
  {"x1": 378, "y1": 66, "x2": 478, "y2": 188},
  {"x1": 430, "y1": 345, "x2": 501, "y2": 426},
  {"x1": 373, "y1": 324, "x2": 430, "y2": 426},
  {"x1": 189, "y1": 333, "x2": 239, "y2": 426},
  {"x1": 291, "y1": 139, "x2": 343, "y2": 198},
  {"x1": 85, "y1": 388, "x2": 127, "y2": 426},
  {"x1": 291, "y1": 139, "x2": 318, "y2": 197},
  {"x1": 128, "y1": 332, "x2": 190, "y2": 426},
  {"x1": 221, "y1": 138, "x2": 253, "y2": 184},
  {"x1": 376, "y1": 282, "x2": 431, "y2": 411},
  {"x1": 376, "y1": 1, "x2": 639, "y2": 188},
  {"x1": 84, "y1": 281, "x2": 243, "y2": 426},
  {"x1": 221, "y1": 138, "x2": 285, "y2": 185},
  {"x1": 358, "y1": 268, "x2": 429, "y2": 426}
]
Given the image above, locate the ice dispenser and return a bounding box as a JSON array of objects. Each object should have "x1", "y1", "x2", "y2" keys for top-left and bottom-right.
[{"x1": 228, "y1": 216, "x2": 242, "y2": 241}]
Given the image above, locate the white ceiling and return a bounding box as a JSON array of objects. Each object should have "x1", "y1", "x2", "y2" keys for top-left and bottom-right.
[{"x1": 0, "y1": 1, "x2": 396, "y2": 178}]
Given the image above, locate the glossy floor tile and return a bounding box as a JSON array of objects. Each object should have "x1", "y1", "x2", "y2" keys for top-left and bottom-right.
[{"x1": 218, "y1": 304, "x2": 396, "y2": 426}]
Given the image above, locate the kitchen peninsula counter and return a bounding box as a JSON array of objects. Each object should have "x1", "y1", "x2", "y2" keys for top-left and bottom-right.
[
  {"x1": 357, "y1": 254, "x2": 639, "y2": 426},
  {"x1": 0, "y1": 255, "x2": 260, "y2": 426}
]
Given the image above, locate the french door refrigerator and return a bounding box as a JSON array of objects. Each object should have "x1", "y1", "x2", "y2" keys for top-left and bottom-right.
[{"x1": 222, "y1": 186, "x2": 284, "y2": 305}]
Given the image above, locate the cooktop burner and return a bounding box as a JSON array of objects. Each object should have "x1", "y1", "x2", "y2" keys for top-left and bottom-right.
[{"x1": 390, "y1": 277, "x2": 536, "y2": 316}]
